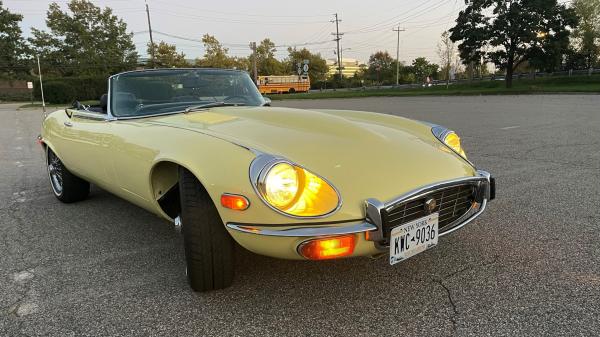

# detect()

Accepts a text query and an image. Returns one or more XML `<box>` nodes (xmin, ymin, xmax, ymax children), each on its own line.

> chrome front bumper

<box><xmin>227</xmin><ymin>170</ymin><xmax>495</xmax><ymax>243</ymax></box>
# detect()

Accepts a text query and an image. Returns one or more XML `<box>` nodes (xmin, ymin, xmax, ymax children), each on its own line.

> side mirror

<box><xmin>262</xmin><ymin>97</ymin><xmax>272</xmax><ymax>106</ymax></box>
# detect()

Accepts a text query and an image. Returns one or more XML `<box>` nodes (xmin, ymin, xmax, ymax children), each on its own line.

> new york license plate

<box><xmin>389</xmin><ymin>213</ymin><xmax>439</xmax><ymax>265</ymax></box>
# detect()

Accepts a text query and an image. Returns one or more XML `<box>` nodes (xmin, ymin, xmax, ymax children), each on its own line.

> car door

<box><xmin>57</xmin><ymin>109</ymin><xmax>116</xmax><ymax>188</ymax></box>
<box><xmin>101</xmin><ymin>119</ymin><xmax>161</xmax><ymax>209</ymax></box>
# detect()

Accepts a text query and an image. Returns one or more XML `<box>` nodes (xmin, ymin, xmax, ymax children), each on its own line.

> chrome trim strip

<box><xmin>71</xmin><ymin>110</ymin><xmax>112</xmax><ymax>121</ymax></box>
<box><xmin>248</xmin><ymin>153</ymin><xmax>343</xmax><ymax>219</ymax></box>
<box><xmin>439</xmin><ymin>199</ymin><xmax>487</xmax><ymax>237</ymax></box>
<box><xmin>384</xmin><ymin>173</ymin><xmax>488</xmax><ymax>211</ymax></box>
<box><xmin>109</xmin><ymin>67</ymin><xmax>245</xmax><ymax>79</ymax></box>
<box><xmin>226</xmin><ymin>222</ymin><xmax>377</xmax><ymax>237</ymax></box>
<box><xmin>106</xmin><ymin>77</ymin><xmax>116</xmax><ymax>121</ymax></box>
<box><xmin>112</xmin><ymin>110</ymin><xmax>191</xmax><ymax>120</ymax></box>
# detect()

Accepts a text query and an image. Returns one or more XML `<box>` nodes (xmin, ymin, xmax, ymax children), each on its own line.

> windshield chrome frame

<box><xmin>105</xmin><ymin>76</ymin><xmax>117</xmax><ymax>121</ymax></box>
<box><xmin>107</xmin><ymin>68</ymin><xmax>261</xmax><ymax>121</ymax></box>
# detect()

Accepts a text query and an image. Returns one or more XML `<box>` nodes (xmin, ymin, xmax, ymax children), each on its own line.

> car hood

<box><xmin>143</xmin><ymin>106</ymin><xmax>477</xmax><ymax>203</ymax></box>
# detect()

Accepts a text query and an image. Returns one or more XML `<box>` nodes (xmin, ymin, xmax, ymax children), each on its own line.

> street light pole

<box><xmin>393</xmin><ymin>26</ymin><xmax>405</xmax><ymax>86</ymax></box>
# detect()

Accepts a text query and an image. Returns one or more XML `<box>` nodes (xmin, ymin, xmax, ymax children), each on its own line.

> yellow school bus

<box><xmin>257</xmin><ymin>75</ymin><xmax>310</xmax><ymax>94</ymax></box>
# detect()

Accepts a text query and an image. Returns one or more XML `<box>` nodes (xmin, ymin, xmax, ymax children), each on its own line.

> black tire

<box><xmin>288</xmin><ymin>88</ymin><xmax>296</xmax><ymax>94</ymax></box>
<box><xmin>47</xmin><ymin>149</ymin><xmax>90</xmax><ymax>203</ymax></box>
<box><xmin>179</xmin><ymin>167</ymin><xmax>234</xmax><ymax>292</ymax></box>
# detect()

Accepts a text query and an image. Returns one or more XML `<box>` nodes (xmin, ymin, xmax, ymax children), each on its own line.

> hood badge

<box><xmin>424</xmin><ymin>198</ymin><xmax>437</xmax><ymax>214</ymax></box>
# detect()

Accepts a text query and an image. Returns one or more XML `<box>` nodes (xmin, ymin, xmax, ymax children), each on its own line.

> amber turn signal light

<box><xmin>298</xmin><ymin>235</ymin><xmax>356</xmax><ymax>260</ymax></box>
<box><xmin>220</xmin><ymin>194</ymin><xmax>250</xmax><ymax>211</ymax></box>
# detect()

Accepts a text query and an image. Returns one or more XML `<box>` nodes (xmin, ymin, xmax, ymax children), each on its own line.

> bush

<box><xmin>43</xmin><ymin>82</ymin><xmax>76</xmax><ymax>104</ymax></box>
<box><xmin>0</xmin><ymin>91</ymin><xmax>31</xmax><ymax>102</ymax></box>
<box><xmin>34</xmin><ymin>76</ymin><xmax>108</xmax><ymax>103</ymax></box>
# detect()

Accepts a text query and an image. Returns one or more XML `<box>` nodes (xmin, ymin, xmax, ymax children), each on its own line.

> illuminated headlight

<box><xmin>254</xmin><ymin>159</ymin><xmax>340</xmax><ymax>217</ymax></box>
<box><xmin>432</xmin><ymin>125</ymin><xmax>467</xmax><ymax>159</ymax></box>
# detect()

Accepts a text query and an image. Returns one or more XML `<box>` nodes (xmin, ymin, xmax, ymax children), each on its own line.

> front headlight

<box><xmin>253</xmin><ymin>157</ymin><xmax>340</xmax><ymax>217</ymax></box>
<box><xmin>432</xmin><ymin>125</ymin><xmax>467</xmax><ymax>159</ymax></box>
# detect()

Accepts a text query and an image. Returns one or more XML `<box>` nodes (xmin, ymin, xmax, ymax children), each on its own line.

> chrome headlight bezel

<box><xmin>249</xmin><ymin>154</ymin><xmax>342</xmax><ymax>219</ymax></box>
<box><xmin>431</xmin><ymin>125</ymin><xmax>471</xmax><ymax>163</ymax></box>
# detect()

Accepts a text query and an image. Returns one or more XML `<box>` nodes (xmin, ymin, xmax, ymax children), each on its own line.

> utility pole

<box><xmin>145</xmin><ymin>1</ymin><xmax>155</xmax><ymax>67</ymax></box>
<box><xmin>331</xmin><ymin>13</ymin><xmax>343</xmax><ymax>81</ymax></box>
<box><xmin>393</xmin><ymin>26</ymin><xmax>405</xmax><ymax>86</ymax></box>
<box><xmin>250</xmin><ymin>42</ymin><xmax>258</xmax><ymax>85</ymax></box>
<box><xmin>445</xmin><ymin>32</ymin><xmax>451</xmax><ymax>89</ymax></box>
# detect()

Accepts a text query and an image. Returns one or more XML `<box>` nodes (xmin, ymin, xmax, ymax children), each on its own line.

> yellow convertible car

<box><xmin>40</xmin><ymin>68</ymin><xmax>495</xmax><ymax>291</ymax></box>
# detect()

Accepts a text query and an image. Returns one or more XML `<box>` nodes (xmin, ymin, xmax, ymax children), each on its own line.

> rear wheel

<box><xmin>179</xmin><ymin>167</ymin><xmax>234</xmax><ymax>292</ymax></box>
<box><xmin>288</xmin><ymin>88</ymin><xmax>296</xmax><ymax>94</ymax></box>
<box><xmin>47</xmin><ymin>149</ymin><xmax>90</xmax><ymax>203</ymax></box>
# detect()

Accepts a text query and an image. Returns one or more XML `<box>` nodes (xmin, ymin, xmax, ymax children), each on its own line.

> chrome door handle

<box><xmin>64</xmin><ymin>121</ymin><xmax>73</xmax><ymax>127</ymax></box>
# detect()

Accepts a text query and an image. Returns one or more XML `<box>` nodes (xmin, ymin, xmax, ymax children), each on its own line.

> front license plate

<box><xmin>389</xmin><ymin>213</ymin><xmax>439</xmax><ymax>265</ymax></box>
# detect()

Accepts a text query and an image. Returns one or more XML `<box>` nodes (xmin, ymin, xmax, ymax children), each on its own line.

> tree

<box><xmin>437</xmin><ymin>31</ymin><xmax>459</xmax><ymax>84</ymax></box>
<box><xmin>366</xmin><ymin>51</ymin><xmax>395</xmax><ymax>84</ymax></box>
<box><xmin>147</xmin><ymin>41</ymin><xmax>190</xmax><ymax>68</ymax></box>
<box><xmin>571</xmin><ymin>0</ymin><xmax>600</xmax><ymax>68</ymax></box>
<box><xmin>252</xmin><ymin>38</ymin><xmax>284</xmax><ymax>75</ymax></box>
<box><xmin>196</xmin><ymin>34</ymin><xmax>231</xmax><ymax>68</ymax></box>
<box><xmin>194</xmin><ymin>34</ymin><xmax>249</xmax><ymax>70</ymax></box>
<box><xmin>28</xmin><ymin>0</ymin><xmax>137</xmax><ymax>77</ymax></box>
<box><xmin>285</xmin><ymin>47</ymin><xmax>328</xmax><ymax>82</ymax></box>
<box><xmin>412</xmin><ymin>57</ymin><xmax>439</xmax><ymax>83</ymax></box>
<box><xmin>450</xmin><ymin>0</ymin><xmax>578</xmax><ymax>88</ymax></box>
<box><xmin>229</xmin><ymin>57</ymin><xmax>250</xmax><ymax>72</ymax></box>
<box><xmin>0</xmin><ymin>1</ymin><xmax>30</xmax><ymax>79</ymax></box>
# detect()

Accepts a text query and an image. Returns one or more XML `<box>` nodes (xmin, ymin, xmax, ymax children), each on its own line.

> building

<box><xmin>327</xmin><ymin>58</ymin><xmax>365</xmax><ymax>78</ymax></box>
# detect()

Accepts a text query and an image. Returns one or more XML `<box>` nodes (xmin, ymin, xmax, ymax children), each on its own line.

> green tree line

<box><xmin>1</xmin><ymin>0</ymin><xmax>599</xmax><ymax>91</ymax></box>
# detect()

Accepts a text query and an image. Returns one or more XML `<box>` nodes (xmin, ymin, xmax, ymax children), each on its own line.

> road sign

<box><xmin>27</xmin><ymin>82</ymin><xmax>33</xmax><ymax>89</ymax></box>
<box><xmin>303</xmin><ymin>59</ymin><xmax>310</xmax><ymax>65</ymax></box>
<box><xmin>297</xmin><ymin>68</ymin><xmax>302</xmax><ymax>75</ymax></box>
<box><xmin>302</xmin><ymin>64</ymin><xmax>309</xmax><ymax>73</ymax></box>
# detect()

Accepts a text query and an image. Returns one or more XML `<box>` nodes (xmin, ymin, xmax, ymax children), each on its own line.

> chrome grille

<box><xmin>381</xmin><ymin>184</ymin><xmax>476</xmax><ymax>239</ymax></box>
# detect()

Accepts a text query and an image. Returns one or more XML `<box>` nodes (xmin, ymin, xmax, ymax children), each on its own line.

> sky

<box><xmin>5</xmin><ymin>0</ymin><xmax>470</xmax><ymax>65</ymax></box>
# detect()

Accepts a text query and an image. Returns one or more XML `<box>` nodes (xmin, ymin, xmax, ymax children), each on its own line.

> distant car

<box><xmin>39</xmin><ymin>68</ymin><xmax>495</xmax><ymax>291</ymax></box>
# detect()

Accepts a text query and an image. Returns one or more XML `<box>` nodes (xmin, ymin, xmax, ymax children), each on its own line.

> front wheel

<box><xmin>179</xmin><ymin>168</ymin><xmax>234</xmax><ymax>292</ymax></box>
<box><xmin>47</xmin><ymin>149</ymin><xmax>90</xmax><ymax>203</ymax></box>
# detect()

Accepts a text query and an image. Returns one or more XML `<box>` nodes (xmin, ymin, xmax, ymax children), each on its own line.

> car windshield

<box><xmin>109</xmin><ymin>69</ymin><xmax>264</xmax><ymax>118</ymax></box>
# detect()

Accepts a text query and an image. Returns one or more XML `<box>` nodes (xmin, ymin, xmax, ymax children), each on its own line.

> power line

<box><xmin>344</xmin><ymin>0</ymin><xmax>437</xmax><ymax>34</ymax></box>
<box><xmin>147</xmin><ymin>8</ymin><xmax>330</xmax><ymax>26</ymax></box>
<box><xmin>150</xmin><ymin>0</ymin><xmax>331</xmax><ymax>18</ymax></box>
<box><xmin>344</xmin><ymin>0</ymin><xmax>452</xmax><ymax>35</ymax></box>
<box><xmin>139</xmin><ymin>30</ymin><xmax>332</xmax><ymax>49</ymax></box>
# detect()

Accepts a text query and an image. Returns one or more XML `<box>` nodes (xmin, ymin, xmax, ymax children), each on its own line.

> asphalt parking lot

<box><xmin>1</xmin><ymin>95</ymin><xmax>599</xmax><ymax>337</ymax></box>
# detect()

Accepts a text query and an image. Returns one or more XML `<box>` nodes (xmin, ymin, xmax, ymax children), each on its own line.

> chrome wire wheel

<box><xmin>48</xmin><ymin>151</ymin><xmax>64</xmax><ymax>196</ymax></box>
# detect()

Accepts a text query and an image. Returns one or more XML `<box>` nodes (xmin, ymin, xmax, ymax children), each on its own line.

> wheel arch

<box><xmin>149</xmin><ymin>159</ymin><xmax>216</xmax><ymax>221</ymax></box>
<box><xmin>41</xmin><ymin>139</ymin><xmax>60</xmax><ymax>164</ymax></box>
